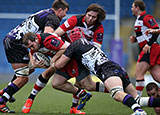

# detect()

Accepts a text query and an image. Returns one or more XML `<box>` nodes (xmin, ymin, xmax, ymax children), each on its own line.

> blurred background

<box><xmin>0</xmin><ymin>0</ymin><xmax>160</xmax><ymax>83</ymax></box>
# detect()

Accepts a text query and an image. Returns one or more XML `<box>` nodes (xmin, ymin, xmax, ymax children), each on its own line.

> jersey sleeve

<box><xmin>64</xmin><ymin>40</ymin><xmax>79</xmax><ymax>58</ymax></box>
<box><xmin>93</xmin><ymin>24</ymin><xmax>104</xmax><ymax>45</ymax></box>
<box><xmin>44</xmin><ymin>36</ymin><xmax>65</xmax><ymax>51</ymax></box>
<box><xmin>45</xmin><ymin>15</ymin><xmax>60</xmax><ymax>30</ymax></box>
<box><xmin>60</xmin><ymin>16</ymin><xmax>78</xmax><ymax>32</ymax></box>
<box><xmin>143</xmin><ymin>15</ymin><xmax>159</xmax><ymax>29</ymax></box>
<box><xmin>143</xmin><ymin>15</ymin><xmax>159</xmax><ymax>46</ymax></box>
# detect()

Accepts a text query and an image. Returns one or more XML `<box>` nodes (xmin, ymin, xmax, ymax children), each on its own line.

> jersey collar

<box><xmin>140</xmin><ymin>11</ymin><xmax>146</xmax><ymax>16</ymax></box>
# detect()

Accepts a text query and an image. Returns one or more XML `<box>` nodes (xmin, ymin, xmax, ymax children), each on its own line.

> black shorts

<box><xmin>3</xmin><ymin>37</ymin><xmax>30</xmax><ymax>64</ymax></box>
<box><xmin>138</xmin><ymin>51</ymin><xmax>150</xmax><ymax>64</ymax></box>
<box><xmin>97</xmin><ymin>61</ymin><xmax>131</xmax><ymax>89</ymax></box>
<box><xmin>55</xmin><ymin>63</ymin><xmax>90</xmax><ymax>82</ymax></box>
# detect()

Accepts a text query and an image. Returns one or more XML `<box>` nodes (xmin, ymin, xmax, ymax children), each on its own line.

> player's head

<box><xmin>52</xmin><ymin>0</ymin><xmax>69</xmax><ymax>20</ymax></box>
<box><xmin>22</xmin><ymin>32</ymin><xmax>40</xmax><ymax>51</ymax></box>
<box><xmin>131</xmin><ymin>0</ymin><xmax>145</xmax><ymax>16</ymax></box>
<box><xmin>85</xmin><ymin>3</ymin><xmax>106</xmax><ymax>26</ymax></box>
<box><xmin>146</xmin><ymin>82</ymin><xmax>159</xmax><ymax>98</ymax></box>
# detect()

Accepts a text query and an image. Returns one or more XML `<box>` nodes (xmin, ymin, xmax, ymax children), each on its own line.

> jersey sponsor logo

<box><xmin>64</xmin><ymin>20</ymin><xmax>70</xmax><ymax>28</ymax></box>
<box><xmin>97</xmin><ymin>33</ymin><xmax>103</xmax><ymax>42</ymax></box>
<box><xmin>51</xmin><ymin>39</ymin><xmax>60</xmax><ymax>47</ymax></box>
<box><xmin>148</xmin><ymin>19</ymin><xmax>156</xmax><ymax>26</ymax></box>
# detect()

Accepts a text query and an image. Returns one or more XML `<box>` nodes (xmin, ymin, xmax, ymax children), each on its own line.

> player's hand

<box><xmin>145</xmin><ymin>29</ymin><xmax>154</xmax><ymax>35</ymax></box>
<box><xmin>142</xmin><ymin>44</ymin><xmax>151</xmax><ymax>54</ymax></box>
<box><xmin>145</xmin><ymin>29</ymin><xmax>159</xmax><ymax>35</ymax></box>
<box><xmin>129</xmin><ymin>35</ymin><xmax>136</xmax><ymax>43</ymax></box>
<box><xmin>33</xmin><ymin>59</ymin><xmax>45</xmax><ymax>68</ymax></box>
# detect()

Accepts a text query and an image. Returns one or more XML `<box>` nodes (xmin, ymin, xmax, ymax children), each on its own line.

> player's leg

<box><xmin>77</xmin><ymin>75</ymin><xmax>108</xmax><ymax>93</ymax></box>
<box><xmin>0</xmin><ymin>74</ymin><xmax>17</xmax><ymax>103</ymax></box>
<box><xmin>75</xmin><ymin>74</ymin><xmax>108</xmax><ymax>110</ymax></box>
<box><xmin>104</xmin><ymin>77</ymin><xmax>146</xmax><ymax>114</ymax></box>
<box><xmin>150</xmin><ymin>64</ymin><xmax>160</xmax><ymax>83</ymax></box>
<box><xmin>135</xmin><ymin>61</ymin><xmax>150</xmax><ymax>97</ymax></box>
<box><xmin>52</xmin><ymin>73</ymin><xmax>87</xmax><ymax>114</ymax></box>
<box><xmin>0</xmin><ymin>38</ymin><xmax>32</xmax><ymax>113</ymax></box>
<box><xmin>22</xmin><ymin>66</ymin><xmax>55</xmax><ymax>113</ymax></box>
<box><xmin>0</xmin><ymin>63</ymin><xmax>30</xmax><ymax>113</ymax></box>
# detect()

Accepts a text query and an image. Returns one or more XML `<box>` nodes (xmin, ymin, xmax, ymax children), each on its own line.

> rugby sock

<box><xmin>96</xmin><ymin>82</ymin><xmax>109</xmax><ymax>93</ymax></box>
<box><xmin>1</xmin><ymin>83</ymin><xmax>19</xmax><ymax>103</ymax></box>
<box><xmin>136</xmin><ymin>80</ymin><xmax>145</xmax><ymax>97</ymax></box>
<box><xmin>123</xmin><ymin>94</ymin><xmax>142</xmax><ymax>112</ymax></box>
<box><xmin>71</xmin><ymin>89</ymin><xmax>87</xmax><ymax>108</ymax></box>
<box><xmin>28</xmin><ymin>74</ymin><xmax>49</xmax><ymax>100</ymax></box>
<box><xmin>71</xmin><ymin>94</ymin><xmax>80</xmax><ymax>107</ymax></box>
<box><xmin>2</xmin><ymin>75</ymin><xmax>17</xmax><ymax>92</ymax></box>
<box><xmin>139</xmin><ymin>97</ymin><xmax>160</xmax><ymax>107</ymax></box>
<box><xmin>75</xmin><ymin>89</ymin><xmax>87</xmax><ymax>98</ymax></box>
<box><xmin>148</xmin><ymin>97</ymin><xmax>160</xmax><ymax>107</ymax></box>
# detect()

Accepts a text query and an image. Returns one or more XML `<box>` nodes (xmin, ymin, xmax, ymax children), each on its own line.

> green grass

<box><xmin>0</xmin><ymin>83</ymin><xmax>156</xmax><ymax>115</ymax></box>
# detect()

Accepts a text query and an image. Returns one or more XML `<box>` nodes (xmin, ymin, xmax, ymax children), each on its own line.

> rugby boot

<box><xmin>70</xmin><ymin>106</ymin><xmax>85</xmax><ymax>114</ymax></box>
<box><xmin>22</xmin><ymin>98</ymin><xmax>33</xmax><ymax>113</ymax></box>
<box><xmin>0</xmin><ymin>103</ymin><xmax>15</xmax><ymax>113</ymax></box>
<box><xmin>0</xmin><ymin>89</ymin><xmax>16</xmax><ymax>103</ymax></box>
<box><xmin>131</xmin><ymin>109</ymin><xmax>147</xmax><ymax>115</ymax></box>
<box><xmin>77</xmin><ymin>92</ymin><xmax>92</xmax><ymax>110</ymax></box>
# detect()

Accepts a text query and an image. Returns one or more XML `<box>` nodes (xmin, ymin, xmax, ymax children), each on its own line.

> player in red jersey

<box><xmin>55</xmin><ymin>3</ymin><xmax>105</xmax><ymax>48</ymax></box>
<box><xmin>22</xmin><ymin>32</ymin><xmax>89</xmax><ymax>114</ymax></box>
<box><xmin>54</xmin><ymin>4</ymin><xmax>107</xmax><ymax>113</ymax></box>
<box><xmin>130</xmin><ymin>0</ymin><xmax>160</xmax><ymax>97</ymax></box>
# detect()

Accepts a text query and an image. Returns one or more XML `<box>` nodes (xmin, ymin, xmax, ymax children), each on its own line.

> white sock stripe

<box><xmin>3</xmin><ymin>92</ymin><xmax>10</xmax><ymax>100</ymax></box>
<box><xmin>131</xmin><ymin>103</ymin><xmax>140</xmax><ymax>110</ymax></box>
<box><xmin>136</xmin><ymin>81</ymin><xmax>145</xmax><ymax>86</ymax></box>
<box><xmin>31</xmin><ymin>89</ymin><xmax>38</xmax><ymax>95</ymax></box>
<box><xmin>77</xmin><ymin>90</ymin><xmax>84</xmax><ymax>97</ymax></box>
<box><xmin>72</xmin><ymin>98</ymin><xmax>79</xmax><ymax>104</ymax></box>
<box><xmin>36</xmin><ymin>79</ymin><xmax>46</xmax><ymax>87</ymax></box>
<box><xmin>139</xmin><ymin>97</ymin><xmax>150</xmax><ymax>107</ymax></box>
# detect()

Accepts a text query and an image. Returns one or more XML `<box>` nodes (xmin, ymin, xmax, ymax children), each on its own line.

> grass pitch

<box><xmin>0</xmin><ymin>80</ymin><xmax>155</xmax><ymax>115</ymax></box>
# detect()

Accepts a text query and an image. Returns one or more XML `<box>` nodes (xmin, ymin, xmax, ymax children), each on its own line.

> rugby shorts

<box><xmin>97</xmin><ymin>61</ymin><xmax>131</xmax><ymax>89</ymax></box>
<box><xmin>55</xmin><ymin>58</ymin><xmax>90</xmax><ymax>82</ymax></box>
<box><xmin>3</xmin><ymin>37</ymin><xmax>29</xmax><ymax>64</ymax></box>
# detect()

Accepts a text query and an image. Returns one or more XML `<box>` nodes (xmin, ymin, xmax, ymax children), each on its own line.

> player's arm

<box><xmin>55</xmin><ymin>54</ymin><xmax>71</xmax><ymax>69</ymax></box>
<box><xmin>54</xmin><ymin>16</ymin><xmax>77</xmax><ymax>36</ymax></box>
<box><xmin>55</xmin><ymin>40</ymin><xmax>77</xmax><ymax>69</ymax></box>
<box><xmin>43</xmin><ymin>15</ymin><xmax>60</xmax><ymax>33</ymax></box>
<box><xmin>145</xmin><ymin>28</ymin><xmax>160</xmax><ymax>35</ymax></box>
<box><xmin>54</xmin><ymin>27</ymin><xmax>65</xmax><ymax>36</ymax></box>
<box><xmin>50</xmin><ymin>43</ymin><xmax>67</xmax><ymax>67</ymax></box>
<box><xmin>143</xmin><ymin>15</ymin><xmax>159</xmax><ymax>53</ymax></box>
<box><xmin>93</xmin><ymin>25</ymin><xmax>104</xmax><ymax>48</ymax></box>
<box><xmin>44</xmin><ymin>26</ymin><xmax>54</xmax><ymax>33</ymax></box>
<box><xmin>143</xmin><ymin>15</ymin><xmax>159</xmax><ymax>46</ymax></box>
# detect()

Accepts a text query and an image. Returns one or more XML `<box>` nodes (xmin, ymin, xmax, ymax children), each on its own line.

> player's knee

<box><xmin>135</xmin><ymin>72</ymin><xmax>144</xmax><ymax>80</ymax></box>
<box><xmin>110</xmin><ymin>86</ymin><xmax>123</xmax><ymax>101</ymax></box>
<box><xmin>79</xmin><ymin>80</ymin><xmax>95</xmax><ymax>91</ymax></box>
<box><xmin>52</xmin><ymin>81</ymin><xmax>63</xmax><ymax>89</ymax></box>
